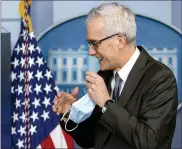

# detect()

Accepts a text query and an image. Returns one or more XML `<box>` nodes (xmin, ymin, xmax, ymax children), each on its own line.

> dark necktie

<box><xmin>112</xmin><ymin>72</ymin><xmax>122</xmax><ymax>101</ymax></box>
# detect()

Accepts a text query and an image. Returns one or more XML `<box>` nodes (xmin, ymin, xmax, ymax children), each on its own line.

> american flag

<box><xmin>11</xmin><ymin>2</ymin><xmax>73</xmax><ymax>148</ymax></box>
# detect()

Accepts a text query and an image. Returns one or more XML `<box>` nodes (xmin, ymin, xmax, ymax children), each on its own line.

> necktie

<box><xmin>112</xmin><ymin>72</ymin><xmax>122</xmax><ymax>101</ymax></box>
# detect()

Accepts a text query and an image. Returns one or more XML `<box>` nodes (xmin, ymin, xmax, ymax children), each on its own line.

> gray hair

<box><xmin>86</xmin><ymin>2</ymin><xmax>136</xmax><ymax>45</ymax></box>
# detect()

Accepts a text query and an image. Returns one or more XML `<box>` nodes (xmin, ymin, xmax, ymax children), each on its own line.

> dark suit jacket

<box><xmin>61</xmin><ymin>46</ymin><xmax>178</xmax><ymax>149</ymax></box>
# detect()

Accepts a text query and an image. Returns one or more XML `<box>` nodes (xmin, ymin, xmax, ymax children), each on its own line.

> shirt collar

<box><xmin>113</xmin><ymin>47</ymin><xmax>140</xmax><ymax>82</ymax></box>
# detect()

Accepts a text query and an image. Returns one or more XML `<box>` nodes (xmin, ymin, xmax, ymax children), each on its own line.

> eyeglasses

<box><xmin>87</xmin><ymin>33</ymin><xmax>123</xmax><ymax>50</ymax></box>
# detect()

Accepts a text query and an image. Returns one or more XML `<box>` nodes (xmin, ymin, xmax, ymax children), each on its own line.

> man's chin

<box><xmin>100</xmin><ymin>65</ymin><xmax>110</xmax><ymax>71</ymax></box>
<box><xmin>100</xmin><ymin>65</ymin><xmax>105</xmax><ymax>71</ymax></box>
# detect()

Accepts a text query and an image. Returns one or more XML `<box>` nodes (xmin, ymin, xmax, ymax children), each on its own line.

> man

<box><xmin>53</xmin><ymin>2</ymin><xmax>178</xmax><ymax>149</ymax></box>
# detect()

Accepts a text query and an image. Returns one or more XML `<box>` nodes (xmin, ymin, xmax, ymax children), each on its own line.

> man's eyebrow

<box><xmin>87</xmin><ymin>39</ymin><xmax>98</xmax><ymax>42</ymax></box>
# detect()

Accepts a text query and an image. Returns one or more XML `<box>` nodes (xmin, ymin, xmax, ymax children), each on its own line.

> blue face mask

<box><xmin>62</xmin><ymin>94</ymin><xmax>96</xmax><ymax>132</ymax></box>
<box><xmin>69</xmin><ymin>93</ymin><xmax>95</xmax><ymax>123</ymax></box>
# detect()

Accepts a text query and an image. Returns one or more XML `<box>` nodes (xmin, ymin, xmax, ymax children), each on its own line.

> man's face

<box><xmin>86</xmin><ymin>17</ymin><xmax>121</xmax><ymax>71</ymax></box>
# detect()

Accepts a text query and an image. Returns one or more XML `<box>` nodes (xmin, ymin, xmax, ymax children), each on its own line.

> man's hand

<box><xmin>85</xmin><ymin>72</ymin><xmax>110</xmax><ymax>108</ymax></box>
<box><xmin>52</xmin><ymin>87</ymin><xmax>79</xmax><ymax>115</ymax></box>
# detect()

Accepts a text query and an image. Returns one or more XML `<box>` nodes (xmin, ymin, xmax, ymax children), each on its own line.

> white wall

<box><xmin>53</xmin><ymin>1</ymin><xmax>172</xmax><ymax>27</ymax></box>
<box><xmin>2</xmin><ymin>1</ymin><xmax>20</xmax><ymax>19</ymax></box>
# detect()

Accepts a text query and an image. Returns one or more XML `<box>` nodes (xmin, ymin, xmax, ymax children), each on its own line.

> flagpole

<box><xmin>19</xmin><ymin>0</ymin><xmax>32</xmax><ymax>148</ymax></box>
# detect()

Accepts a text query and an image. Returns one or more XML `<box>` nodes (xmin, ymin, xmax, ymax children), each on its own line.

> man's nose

<box><xmin>88</xmin><ymin>46</ymin><xmax>96</xmax><ymax>56</ymax></box>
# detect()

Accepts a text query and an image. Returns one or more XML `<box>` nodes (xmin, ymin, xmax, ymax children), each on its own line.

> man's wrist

<box><xmin>100</xmin><ymin>99</ymin><xmax>109</xmax><ymax>108</ymax></box>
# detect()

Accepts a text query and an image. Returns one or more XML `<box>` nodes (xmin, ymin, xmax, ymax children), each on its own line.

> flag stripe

<box><xmin>40</xmin><ymin>134</ymin><xmax>55</xmax><ymax>149</ymax></box>
<box><xmin>50</xmin><ymin>125</ymin><xmax>67</xmax><ymax>148</ymax></box>
<box><xmin>62</xmin><ymin>129</ymin><xmax>74</xmax><ymax>149</ymax></box>
<box><xmin>37</xmin><ymin>144</ymin><xmax>42</xmax><ymax>149</ymax></box>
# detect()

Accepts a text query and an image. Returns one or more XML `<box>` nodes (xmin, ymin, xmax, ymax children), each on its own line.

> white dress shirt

<box><xmin>111</xmin><ymin>47</ymin><xmax>140</xmax><ymax>98</ymax></box>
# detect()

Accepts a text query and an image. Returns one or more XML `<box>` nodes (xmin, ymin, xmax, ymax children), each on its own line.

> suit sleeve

<box><xmin>99</xmin><ymin>70</ymin><xmax>178</xmax><ymax>149</ymax></box>
<box><xmin>60</xmin><ymin>70</ymin><xmax>105</xmax><ymax>148</ymax></box>
<box><xmin>60</xmin><ymin>105</ymin><xmax>102</xmax><ymax>148</ymax></box>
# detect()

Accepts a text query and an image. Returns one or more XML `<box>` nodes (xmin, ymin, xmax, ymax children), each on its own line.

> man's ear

<box><xmin>117</xmin><ymin>34</ymin><xmax>127</xmax><ymax>49</ymax></box>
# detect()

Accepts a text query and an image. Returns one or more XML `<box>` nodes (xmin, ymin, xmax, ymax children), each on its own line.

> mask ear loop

<box><xmin>60</xmin><ymin>108</ymin><xmax>71</xmax><ymax>122</ymax></box>
<box><xmin>60</xmin><ymin>108</ymin><xmax>79</xmax><ymax>132</ymax></box>
<box><xmin>61</xmin><ymin>94</ymin><xmax>91</xmax><ymax>132</ymax></box>
<box><xmin>65</xmin><ymin>119</ymin><xmax>79</xmax><ymax>132</ymax></box>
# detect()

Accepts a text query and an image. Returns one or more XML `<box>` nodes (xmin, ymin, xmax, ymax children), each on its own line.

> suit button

<box><xmin>104</xmin><ymin>125</ymin><xmax>114</xmax><ymax>133</ymax></box>
<box><xmin>107</xmin><ymin>126</ymin><xmax>111</xmax><ymax>131</ymax></box>
<box><xmin>106</xmin><ymin>126</ymin><xmax>110</xmax><ymax>130</ymax></box>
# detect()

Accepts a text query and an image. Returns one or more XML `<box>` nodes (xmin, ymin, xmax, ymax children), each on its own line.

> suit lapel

<box><xmin>118</xmin><ymin>46</ymin><xmax>149</xmax><ymax>107</ymax></box>
<box><xmin>98</xmin><ymin>47</ymin><xmax>150</xmax><ymax>108</ymax></box>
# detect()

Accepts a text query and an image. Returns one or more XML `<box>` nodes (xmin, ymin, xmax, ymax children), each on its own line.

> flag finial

<box><xmin>19</xmin><ymin>0</ymin><xmax>33</xmax><ymax>32</ymax></box>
